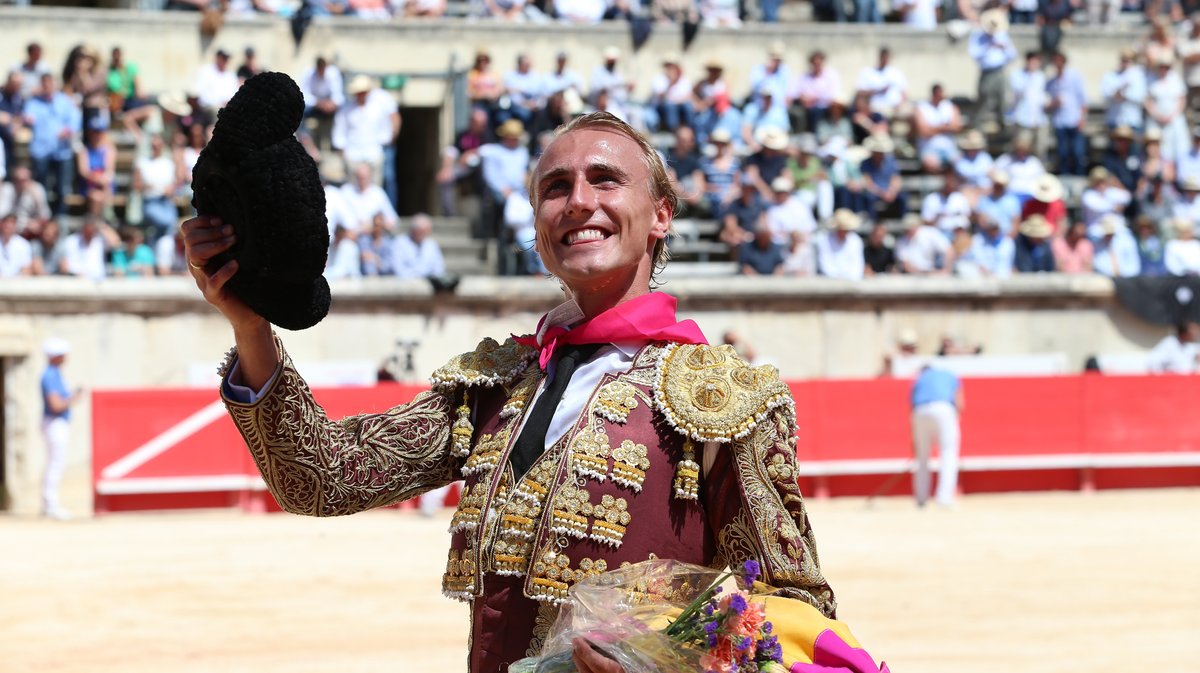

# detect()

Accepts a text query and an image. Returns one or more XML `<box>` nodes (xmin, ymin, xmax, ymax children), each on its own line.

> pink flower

<box><xmin>700</xmin><ymin>652</ymin><xmax>734</xmax><ymax>673</ymax></box>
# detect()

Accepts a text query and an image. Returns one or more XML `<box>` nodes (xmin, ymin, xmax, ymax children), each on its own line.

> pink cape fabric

<box><xmin>789</xmin><ymin>630</ymin><xmax>890</xmax><ymax>673</ymax></box>
<box><xmin>513</xmin><ymin>292</ymin><xmax>708</xmax><ymax>369</ymax></box>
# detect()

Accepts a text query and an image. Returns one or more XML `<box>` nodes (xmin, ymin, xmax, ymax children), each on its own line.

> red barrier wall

<box><xmin>92</xmin><ymin>375</ymin><xmax>1200</xmax><ymax>512</ymax></box>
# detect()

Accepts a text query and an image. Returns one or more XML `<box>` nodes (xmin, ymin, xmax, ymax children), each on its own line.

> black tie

<box><xmin>509</xmin><ymin>343</ymin><xmax>603</xmax><ymax>480</ymax></box>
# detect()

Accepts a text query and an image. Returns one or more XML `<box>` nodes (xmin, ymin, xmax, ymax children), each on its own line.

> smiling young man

<box><xmin>182</xmin><ymin>112</ymin><xmax>839</xmax><ymax>673</ymax></box>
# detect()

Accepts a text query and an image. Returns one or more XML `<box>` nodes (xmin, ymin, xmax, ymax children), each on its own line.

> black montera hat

<box><xmin>191</xmin><ymin>71</ymin><xmax>330</xmax><ymax>331</ymax></box>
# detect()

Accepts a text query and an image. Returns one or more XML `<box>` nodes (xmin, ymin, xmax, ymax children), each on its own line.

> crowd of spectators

<box><xmin>6</xmin><ymin>3</ymin><xmax>1200</xmax><ymax>282</ymax></box>
<box><xmin>0</xmin><ymin>41</ymin><xmax>444</xmax><ymax>281</ymax></box>
<box><xmin>151</xmin><ymin>0</ymin><xmax>1177</xmax><ymax>26</ymax></box>
<box><xmin>433</xmin><ymin>6</ymin><xmax>1200</xmax><ymax>280</ymax></box>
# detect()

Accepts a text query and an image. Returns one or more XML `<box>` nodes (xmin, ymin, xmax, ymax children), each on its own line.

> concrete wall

<box><xmin>1</xmin><ymin>7</ymin><xmax>1140</xmax><ymax>111</ymax></box>
<box><xmin>0</xmin><ymin>274</ymin><xmax>1168</xmax><ymax>516</ymax></box>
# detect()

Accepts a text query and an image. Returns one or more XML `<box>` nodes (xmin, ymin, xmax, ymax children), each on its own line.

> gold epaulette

<box><xmin>430</xmin><ymin>337</ymin><xmax>537</xmax><ymax>392</ymax></box>
<box><xmin>652</xmin><ymin>343</ymin><xmax>793</xmax><ymax>443</ymax></box>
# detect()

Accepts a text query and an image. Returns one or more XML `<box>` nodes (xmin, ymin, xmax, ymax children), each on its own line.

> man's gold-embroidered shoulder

<box><xmin>652</xmin><ymin>343</ymin><xmax>794</xmax><ymax>443</ymax></box>
<box><xmin>430</xmin><ymin>337</ymin><xmax>538</xmax><ymax>392</ymax></box>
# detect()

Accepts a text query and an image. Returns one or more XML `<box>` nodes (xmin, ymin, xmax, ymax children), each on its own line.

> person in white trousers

<box><xmin>41</xmin><ymin>337</ymin><xmax>81</xmax><ymax>519</ymax></box>
<box><xmin>910</xmin><ymin>364</ymin><xmax>964</xmax><ymax>508</ymax></box>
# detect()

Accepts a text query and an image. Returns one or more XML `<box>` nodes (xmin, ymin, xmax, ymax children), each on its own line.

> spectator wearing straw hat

<box><xmin>1100</xmin><ymin>48</ymin><xmax>1146</xmax><ymax>133</ymax></box>
<box><xmin>1014</xmin><ymin>215</ymin><xmax>1056</xmax><ymax>273</ymax></box>
<box><xmin>914</xmin><ymin>83</ymin><xmax>964</xmax><ymax>174</ymax></box>
<box><xmin>1165</xmin><ymin>217</ymin><xmax>1200</xmax><ymax>275</ymax></box>
<box><xmin>1092</xmin><ymin>214</ymin><xmax>1141</xmax><ymax>277</ymax></box>
<box><xmin>1172</xmin><ymin>176</ymin><xmax>1200</xmax><ymax>223</ymax></box>
<box><xmin>896</xmin><ymin>212</ymin><xmax>953</xmax><ymax>274</ymax></box>
<box><xmin>1102</xmin><ymin>126</ymin><xmax>1141</xmax><ymax>193</ymax></box>
<box><xmin>764</xmin><ymin>175</ymin><xmax>817</xmax><ymax>246</ymax></box>
<box><xmin>969</xmin><ymin>9</ymin><xmax>1017</xmax><ymax>132</ymax></box>
<box><xmin>1020</xmin><ymin>174</ymin><xmax>1067</xmax><ymax>234</ymax></box>
<box><xmin>479</xmin><ymin>118</ymin><xmax>531</xmax><ymax>205</ymax></box>
<box><xmin>1146</xmin><ymin>52</ymin><xmax>1189</xmax><ymax>162</ymax></box>
<box><xmin>860</xmin><ymin>134</ymin><xmax>906</xmax><ymax>221</ymax></box>
<box><xmin>954</xmin><ymin>129</ymin><xmax>995</xmax><ymax>203</ymax></box>
<box><xmin>1047</xmin><ymin>51</ymin><xmax>1088</xmax><ymax>176</ymax></box>
<box><xmin>692</xmin><ymin>59</ymin><xmax>732</xmax><ymax>142</ymax></box>
<box><xmin>974</xmin><ymin>169</ymin><xmax>1020</xmax><ymax>236</ymax></box>
<box><xmin>1081</xmin><ymin>166</ymin><xmax>1132</xmax><ymax>235</ymax></box>
<box><xmin>743</xmin><ymin>127</ymin><xmax>791</xmax><ymax>196</ymax></box>
<box><xmin>816</xmin><ymin>208</ymin><xmax>865</xmax><ymax>279</ymax></box>
<box><xmin>332</xmin><ymin>75</ymin><xmax>395</xmax><ymax>188</ymax></box>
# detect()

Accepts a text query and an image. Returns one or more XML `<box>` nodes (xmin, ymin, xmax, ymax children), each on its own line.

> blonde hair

<box><xmin>529</xmin><ymin>111</ymin><xmax>678</xmax><ymax>280</ymax></box>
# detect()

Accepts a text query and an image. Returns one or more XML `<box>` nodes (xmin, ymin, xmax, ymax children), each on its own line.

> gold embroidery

<box><xmin>526</xmin><ymin>602</ymin><xmax>560</xmax><ymax>657</ymax></box>
<box><xmin>430</xmin><ymin>337</ymin><xmax>536</xmax><ymax>392</ymax></box>
<box><xmin>569</xmin><ymin>427</ymin><xmax>610</xmax><ymax>482</ymax></box>
<box><xmin>549</xmin><ymin>484</ymin><xmax>591</xmax><ymax>539</ymax></box>
<box><xmin>529</xmin><ymin>549</ymin><xmax>609</xmax><ymax>604</ymax></box>
<box><xmin>493</xmin><ymin>453</ymin><xmax>558</xmax><ymax>576</ymax></box>
<box><xmin>461</xmin><ymin>430</ymin><xmax>508</xmax><ymax>477</ymax></box>
<box><xmin>593</xmin><ymin>380</ymin><xmax>639</xmax><ymax>424</ymax></box>
<box><xmin>653</xmin><ymin>343</ymin><xmax>792</xmax><ymax>443</ymax></box>
<box><xmin>502</xmin><ymin>370</ymin><xmax>541</xmax><ymax>420</ymax></box>
<box><xmin>223</xmin><ymin>340</ymin><xmax>456</xmax><ymax>518</ymax></box>
<box><xmin>588</xmin><ymin>494</ymin><xmax>631</xmax><ymax>547</ymax></box>
<box><xmin>450</xmin><ymin>392</ymin><xmax>473</xmax><ymax>458</ymax></box>
<box><xmin>611</xmin><ymin>439</ymin><xmax>650</xmax><ymax>491</ymax></box>
<box><xmin>449</xmin><ymin>483</ymin><xmax>487</xmax><ymax>533</ymax></box>
<box><xmin>442</xmin><ymin>548</ymin><xmax>477</xmax><ymax>598</ymax></box>
<box><xmin>673</xmin><ymin>440</ymin><xmax>700</xmax><ymax>500</ymax></box>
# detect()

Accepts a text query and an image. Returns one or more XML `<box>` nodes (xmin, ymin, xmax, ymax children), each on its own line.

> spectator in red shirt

<box><xmin>1020</xmin><ymin>174</ymin><xmax>1067</xmax><ymax>234</ymax></box>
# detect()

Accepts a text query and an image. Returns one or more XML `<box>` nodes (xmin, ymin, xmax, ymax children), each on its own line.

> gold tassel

<box><xmin>673</xmin><ymin>440</ymin><xmax>700</xmax><ymax>501</ymax></box>
<box><xmin>451</xmin><ymin>391</ymin><xmax>473</xmax><ymax>458</ymax></box>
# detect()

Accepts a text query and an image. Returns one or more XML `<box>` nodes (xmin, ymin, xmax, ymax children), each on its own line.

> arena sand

<box><xmin>2</xmin><ymin>489</ymin><xmax>1196</xmax><ymax>673</ymax></box>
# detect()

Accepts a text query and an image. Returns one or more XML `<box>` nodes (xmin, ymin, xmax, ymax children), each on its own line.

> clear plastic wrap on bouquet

<box><xmin>509</xmin><ymin>559</ymin><xmax>728</xmax><ymax>673</ymax></box>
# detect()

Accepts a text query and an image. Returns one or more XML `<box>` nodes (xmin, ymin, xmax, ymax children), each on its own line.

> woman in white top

<box><xmin>1146</xmin><ymin>56</ymin><xmax>1189</xmax><ymax>162</ymax></box>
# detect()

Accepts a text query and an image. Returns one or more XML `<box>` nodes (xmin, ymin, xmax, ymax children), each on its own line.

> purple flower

<box><xmin>704</xmin><ymin>621</ymin><xmax>719</xmax><ymax>635</ymax></box>
<box><xmin>706</xmin><ymin>633</ymin><xmax>718</xmax><ymax>648</ymax></box>
<box><xmin>728</xmin><ymin>593</ymin><xmax>747</xmax><ymax>615</ymax></box>
<box><xmin>742</xmin><ymin>559</ymin><xmax>760</xmax><ymax>586</ymax></box>
<box><xmin>762</xmin><ymin>621</ymin><xmax>773</xmax><ymax>634</ymax></box>
<box><xmin>703</xmin><ymin>603</ymin><xmax>715</xmax><ymax>617</ymax></box>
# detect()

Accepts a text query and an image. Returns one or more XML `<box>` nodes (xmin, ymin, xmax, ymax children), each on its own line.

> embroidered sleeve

<box><xmin>703</xmin><ymin>404</ymin><xmax>837</xmax><ymax>618</ymax></box>
<box><xmin>221</xmin><ymin>340</ymin><xmax>459</xmax><ymax>517</ymax></box>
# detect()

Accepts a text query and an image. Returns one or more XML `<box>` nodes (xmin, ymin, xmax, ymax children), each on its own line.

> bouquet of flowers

<box><xmin>509</xmin><ymin>559</ymin><xmax>782</xmax><ymax>673</ymax></box>
<box><xmin>510</xmin><ymin>558</ymin><xmax>889</xmax><ymax>673</ymax></box>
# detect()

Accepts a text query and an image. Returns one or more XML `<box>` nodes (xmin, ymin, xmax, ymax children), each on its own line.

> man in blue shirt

<box><xmin>22</xmin><ymin>73</ymin><xmax>80</xmax><ymax>216</ymax></box>
<box><xmin>911</xmin><ymin>364</ymin><xmax>964</xmax><ymax>508</ymax></box>
<box><xmin>41</xmin><ymin>337</ymin><xmax>81</xmax><ymax>519</ymax></box>
<box><xmin>1046</xmin><ymin>51</ymin><xmax>1089</xmax><ymax>176</ymax></box>
<box><xmin>968</xmin><ymin>10</ymin><xmax>1018</xmax><ymax>131</ymax></box>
